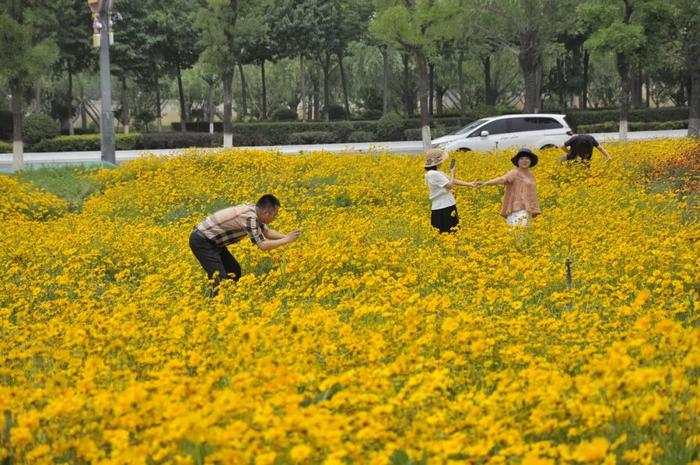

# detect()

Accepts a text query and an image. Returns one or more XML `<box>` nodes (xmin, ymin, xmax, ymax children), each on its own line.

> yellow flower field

<box><xmin>1</xmin><ymin>140</ymin><xmax>698</xmax><ymax>465</ymax></box>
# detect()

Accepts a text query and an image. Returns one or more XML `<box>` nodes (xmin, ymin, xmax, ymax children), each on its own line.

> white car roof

<box><xmin>486</xmin><ymin>113</ymin><xmax>566</xmax><ymax>119</ymax></box>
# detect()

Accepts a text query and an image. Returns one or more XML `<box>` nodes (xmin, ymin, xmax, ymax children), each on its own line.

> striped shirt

<box><xmin>196</xmin><ymin>203</ymin><xmax>268</xmax><ymax>247</ymax></box>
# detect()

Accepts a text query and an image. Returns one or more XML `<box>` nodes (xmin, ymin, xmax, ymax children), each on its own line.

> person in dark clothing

<box><xmin>560</xmin><ymin>133</ymin><xmax>612</xmax><ymax>163</ymax></box>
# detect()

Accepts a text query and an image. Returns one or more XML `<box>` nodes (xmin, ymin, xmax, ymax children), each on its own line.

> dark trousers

<box><xmin>431</xmin><ymin>204</ymin><xmax>459</xmax><ymax>233</ymax></box>
<box><xmin>189</xmin><ymin>229</ymin><xmax>241</xmax><ymax>295</ymax></box>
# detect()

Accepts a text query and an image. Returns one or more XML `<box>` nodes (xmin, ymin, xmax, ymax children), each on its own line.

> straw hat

<box><xmin>424</xmin><ymin>148</ymin><xmax>448</xmax><ymax>168</ymax></box>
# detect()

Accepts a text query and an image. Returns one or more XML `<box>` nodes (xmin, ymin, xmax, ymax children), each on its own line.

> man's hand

<box><xmin>285</xmin><ymin>229</ymin><xmax>301</xmax><ymax>244</ymax></box>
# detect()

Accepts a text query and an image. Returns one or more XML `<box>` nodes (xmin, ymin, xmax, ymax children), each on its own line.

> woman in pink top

<box><xmin>475</xmin><ymin>148</ymin><xmax>541</xmax><ymax>226</ymax></box>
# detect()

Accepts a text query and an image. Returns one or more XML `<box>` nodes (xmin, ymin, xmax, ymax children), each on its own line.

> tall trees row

<box><xmin>1</xmin><ymin>0</ymin><xmax>699</xmax><ymax>162</ymax></box>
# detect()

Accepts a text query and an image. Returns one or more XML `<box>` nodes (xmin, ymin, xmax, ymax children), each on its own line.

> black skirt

<box><xmin>431</xmin><ymin>204</ymin><xmax>459</xmax><ymax>233</ymax></box>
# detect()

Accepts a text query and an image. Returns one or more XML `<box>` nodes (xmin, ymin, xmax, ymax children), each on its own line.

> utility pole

<box><xmin>89</xmin><ymin>0</ymin><xmax>116</xmax><ymax>164</ymax></box>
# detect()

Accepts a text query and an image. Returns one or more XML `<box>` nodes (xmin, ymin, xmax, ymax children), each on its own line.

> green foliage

<box><xmin>270</xmin><ymin>108</ymin><xmax>298</xmax><ymax>121</ymax></box>
<box><xmin>347</xmin><ymin>130</ymin><xmax>376</xmax><ymax>143</ymax></box>
<box><xmin>0</xmin><ymin>110</ymin><xmax>12</xmax><ymax>141</ymax></box>
<box><xmin>23</xmin><ymin>113</ymin><xmax>60</xmax><ymax>145</ymax></box>
<box><xmin>31</xmin><ymin>134</ymin><xmax>143</xmax><ymax>152</ymax></box>
<box><xmin>0</xmin><ymin>141</ymin><xmax>11</xmax><ymax>153</ymax></box>
<box><xmin>287</xmin><ymin>131</ymin><xmax>337</xmax><ymax>144</ymax></box>
<box><xmin>324</xmin><ymin>104</ymin><xmax>347</xmax><ymax>121</ymax></box>
<box><xmin>376</xmin><ymin>112</ymin><xmax>405</xmax><ymax>140</ymax></box>
<box><xmin>578</xmin><ymin>120</ymin><xmax>688</xmax><ymax>133</ymax></box>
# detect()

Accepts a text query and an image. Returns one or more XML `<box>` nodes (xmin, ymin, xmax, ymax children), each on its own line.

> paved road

<box><xmin>0</xmin><ymin>129</ymin><xmax>689</xmax><ymax>172</ymax></box>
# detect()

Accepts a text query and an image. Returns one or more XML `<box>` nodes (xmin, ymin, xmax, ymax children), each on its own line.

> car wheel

<box><xmin>540</xmin><ymin>144</ymin><xmax>556</xmax><ymax>150</ymax></box>
<box><xmin>456</xmin><ymin>148</ymin><xmax>471</xmax><ymax>152</ymax></box>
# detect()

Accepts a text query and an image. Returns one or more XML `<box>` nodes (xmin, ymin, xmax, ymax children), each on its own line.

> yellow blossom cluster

<box><xmin>0</xmin><ymin>139</ymin><xmax>698</xmax><ymax>465</ymax></box>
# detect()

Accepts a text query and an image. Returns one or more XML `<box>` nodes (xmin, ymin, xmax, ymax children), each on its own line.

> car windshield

<box><xmin>453</xmin><ymin>119</ymin><xmax>489</xmax><ymax>135</ymax></box>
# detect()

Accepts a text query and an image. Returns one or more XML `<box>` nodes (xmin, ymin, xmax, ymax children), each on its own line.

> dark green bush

<box><xmin>31</xmin><ymin>133</ymin><xmax>142</xmax><ymax>152</ymax></box>
<box><xmin>566</xmin><ymin>107</ymin><xmax>689</xmax><ymax>129</ymax></box>
<box><xmin>270</xmin><ymin>108</ymin><xmax>298</xmax><ymax>121</ymax></box>
<box><xmin>376</xmin><ymin>113</ymin><xmax>405</xmax><ymax>141</ymax></box>
<box><xmin>359</xmin><ymin>109</ymin><xmax>383</xmax><ymax>120</ymax></box>
<box><xmin>287</xmin><ymin>131</ymin><xmax>337</xmax><ymax>144</ymax></box>
<box><xmin>324</xmin><ymin>104</ymin><xmax>347</xmax><ymax>121</ymax></box>
<box><xmin>347</xmin><ymin>131</ymin><xmax>375</xmax><ymax>143</ymax></box>
<box><xmin>577</xmin><ymin>120</ymin><xmax>688</xmax><ymax>133</ymax></box>
<box><xmin>140</xmin><ymin>132</ymin><xmax>222</xmax><ymax>149</ymax></box>
<box><xmin>0</xmin><ymin>140</ymin><xmax>12</xmax><ymax>153</ymax></box>
<box><xmin>23</xmin><ymin>113</ymin><xmax>60</xmax><ymax>145</ymax></box>
<box><xmin>403</xmin><ymin>128</ymin><xmax>422</xmax><ymax>140</ymax></box>
<box><xmin>331</xmin><ymin>121</ymin><xmax>354</xmax><ymax>140</ymax></box>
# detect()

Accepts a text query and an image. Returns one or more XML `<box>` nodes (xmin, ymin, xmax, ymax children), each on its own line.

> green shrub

<box><xmin>359</xmin><ymin>109</ymin><xmax>383</xmax><ymax>120</ymax></box>
<box><xmin>270</xmin><ymin>108</ymin><xmax>298</xmax><ymax>121</ymax></box>
<box><xmin>331</xmin><ymin>121</ymin><xmax>354</xmax><ymax>140</ymax></box>
<box><xmin>31</xmin><ymin>133</ymin><xmax>142</xmax><ymax>152</ymax></box>
<box><xmin>403</xmin><ymin>128</ymin><xmax>422</xmax><ymax>140</ymax></box>
<box><xmin>23</xmin><ymin>113</ymin><xmax>60</xmax><ymax>145</ymax></box>
<box><xmin>140</xmin><ymin>132</ymin><xmax>222</xmax><ymax>149</ymax></box>
<box><xmin>0</xmin><ymin>140</ymin><xmax>12</xmax><ymax>153</ymax></box>
<box><xmin>347</xmin><ymin>131</ymin><xmax>375</xmax><ymax>143</ymax></box>
<box><xmin>577</xmin><ymin>120</ymin><xmax>688</xmax><ymax>133</ymax></box>
<box><xmin>376</xmin><ymin>113</ymin><xmax>405</xmax><ymax>141</ymax></box>
<box><xmin>324</xmin><ymin>104</ymin><xmax>347</xmax><ymax>121</ymax></box>
<box><xmin>287</xmin><ymin>131</ymin><xmax>337</xmax><ymax>144</ymax></box>
<box><xmin>566</xmin><ymin>107</ymin><xmax>689</xmax><ymax>130</ymax></box>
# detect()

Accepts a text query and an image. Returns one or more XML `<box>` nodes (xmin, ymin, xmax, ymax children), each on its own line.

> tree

<box><xmin>668</xmin><ymin>0</ymin><xmax>700</xmax><ymax>136</ymax></box>
<box><xmin>151</xmin><ymin>0</ymin><xmax>202</xmax><ymax>132</ymax></box>
<box><xmin>50</xmin><ymin>0</ymin><xmax>93</xmax><ymax>136</ymax></box>
<box><xmin>0</xmin><ymin>0</ymin><xmax>59</xmax><ymax>170</ymax></box>
<box><xmin>371</xmin><ymin>0</ymin><xmax>455</xmax><ymax>150</ymax></box>
<box><xmin>580</xmin><ymin>0</ymin><xmax>673</xmax><ymax>139</ymax></box>
<box><xmin>196</xmin><ymin>0</ymin><xmax>258</xmax><ymax>147</ymax></box>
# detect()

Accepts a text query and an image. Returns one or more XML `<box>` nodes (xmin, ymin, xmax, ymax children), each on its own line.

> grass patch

<box><xmin>13</xmin><ymin>166</ymin><xmax>105</xmax><ymax>212</ymax></box>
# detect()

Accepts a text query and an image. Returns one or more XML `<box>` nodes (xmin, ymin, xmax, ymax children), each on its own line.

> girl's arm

<box><xmin>446</xmin><ymin>178</ymin><xmax>478</xmax><ymax>187</ymax></box>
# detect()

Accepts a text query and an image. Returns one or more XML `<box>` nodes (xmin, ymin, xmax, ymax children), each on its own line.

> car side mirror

<box><xmin>480</xmin><ymin>130</ymin><xmax>490</xmax><ymax>137</ymax></box>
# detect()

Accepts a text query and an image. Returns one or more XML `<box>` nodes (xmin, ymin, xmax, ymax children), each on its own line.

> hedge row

<box><xmin>0</xmin><ymin>140</ymin><xmax>12</xmax><ymax>153</ymax></box>
<box><xmin>566</xmin><ymin>107</ymin><xmax>689</xmax><ymax>128</ymax></box>
<box><xmin>577</xmin><ymin>120</ymin><xmax>688</xmax><ymax>133</ymax></box>
<box><xmin>29</xmin><ymin>133</ymin><xmax>222</xmax><ymax>152</ymax></box>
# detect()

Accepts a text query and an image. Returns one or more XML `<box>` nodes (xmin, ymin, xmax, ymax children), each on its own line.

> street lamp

<box><xmin>88</xmin><ymin>0</ymin><xmax>116</xmax><ymax>165</ymax></box>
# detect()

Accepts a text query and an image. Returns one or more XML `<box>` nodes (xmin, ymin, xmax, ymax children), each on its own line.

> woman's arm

<box><xmin>446</xmin><ymin>178</ymin><xmax>477</xmax><ymax>187</ymax></box>
<box><xmin>476</xmin><ymin>174</ymin><xmax>509</xmax><ymax>187</ymax></box>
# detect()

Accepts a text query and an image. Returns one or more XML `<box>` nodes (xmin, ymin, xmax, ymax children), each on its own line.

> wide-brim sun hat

<box><xmin>424</xmin><ymin>148</ymin><xmax>449</xmax><ymax>168</ymax></box>
<box><xmin>511</xmin><ymin>148</ymin><xmax>538</xmax><ymax>167</ymax></box>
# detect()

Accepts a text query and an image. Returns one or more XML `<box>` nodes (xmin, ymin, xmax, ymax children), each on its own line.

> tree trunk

<box><xmin>121</xmin><ymin>77</ymin><xmax>129</xmax><ymax>134</ymax></box>
<box><xmin>402</xmin><ymin>53</ymin><xmax>411</xmax><ymax>118</ymax></box>
<box><xmin>688</xmin><ymin>49</ymin><xmax>700</xmax><ymax>137</ymax></box>
<box><xmin>11</xmin><ymin>79</ymin><xmax>24</xmax><ymax>171</ymax></box>
<box><xmin>322</xmin><ymin>51</ymin><xmax>331</xmax><ymax>122</ymax></box>
<box><xmin>300</xmin><ymin>55</ymin><xmax>307</xmax><ymax>122</ymax></box>
<box><xmin>223</xmin><ymin>70</ymin><xmax>234</xmax><ymax>147</ymax></box>
<box><xmin>381</xmin><ymin>46</ymin><xmax>390</xmax><ymax>114</ymax></box>
<box><xmin>67</xmin><ymin>67</ymin><xmax>74</xmax><ymax>136</ymax></box>
<box><xmin>338</xmin><ymin>52</ymin><xmax>350</xmax><ymax>119</ymax></box>
<box><xmin>80</xmin><ymin>84</ymin><xmax>87</xmax><ymax>130</ymax></box>
<box><xmin>208</xmin><ymin>84</ymin><xmax>214</xmax><ymax>134</ymax></box>
<box><xmin>582</xmin><ymin>49</ymin><xmax>589</xmax><ymax>109</ymax></box>
<box><xmin>313</xmin><ymin>76</ymin><xmax>320</xmax><ymax>120</ymax></box>
<box><xmin>436</xmin><ymin>85</ymin><xmax>446</xmax><ymax>116</ymax></box>
<box><xmin>261</xmin><ymin>60</ymin><xmax>268</xmax><ymax>120</ymax></box>
<box><xmin>518</xmin><ymin>29</ymin><xmax>543</xmax><ymax>113</ymax></box>
<box><xmin>458</xmin><ymin>51</ymin><xmax>465</xmax><ymax>116</ymax></box>
<box><xmin>177</xmin><ymin>63</ymin><xmax>187</xmax><ymax>132</ymax></box>
<box><xmin>631</xmin><ymin>63</ymin><xmax>643</xmax><ymax>108</ymax></box>
<box><xmin>238</xmin><ymin>61</ymin><xmax>248</xmax><ymax>121</ymax></box>
<box><xmin>428</xmin><ymin>62</ymin><xmax>434</xmax><ymax>116</ymax></box>
<box><xmin>482</xmin><ymin>54</ymin><xmax>497</xmax><ymax>106</ymax></box>
<box><xmin>155</xmin><ymin>74</ymin><xmax>163</xmax><ymax>132</ymax></box>
<box><xmin>416</xmin><ymin>52</ymin><xmax>431</xmax><ymax>151</ymax></box>
<box><xmin>617</xmin><ymin>53</ymin><xmax>631</xmax><ymax>140</ymax></box>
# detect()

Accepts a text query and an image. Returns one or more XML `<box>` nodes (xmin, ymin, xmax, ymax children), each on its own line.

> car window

<box><xmin>511</xmin><ymin>117</ymin><xmax>564</xmax><ymax>132</ymax></box>
<box><xmin>469</xmin><ymin>119</ymin><xmax>509</xmax><ymax>136</ymax></box>
<box><xmin>454</xmin><ymin>118</ymin><xmax>489</xmax><ymax>135</ymax></box>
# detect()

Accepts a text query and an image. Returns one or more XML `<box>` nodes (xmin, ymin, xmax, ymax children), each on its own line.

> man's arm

<box><xmin>263</xmin><ymin>228</ymin><xmax>286</xmax><ymax>240</ymax></box>
<box><xmin>596</xmin><ymin>145</ymin><xmax>612</xmax><ymax>161</ymax></box>
<box><xmin>257</xmin><ymin>230</ymin><xmax>301</xmax><ymax>251</ymax></box>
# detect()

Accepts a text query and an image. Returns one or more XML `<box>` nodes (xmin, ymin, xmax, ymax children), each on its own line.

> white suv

<box><xmin>431</xmin><ymin>114</ymin><xmax>572</xmax><ymax>152</ymax></box>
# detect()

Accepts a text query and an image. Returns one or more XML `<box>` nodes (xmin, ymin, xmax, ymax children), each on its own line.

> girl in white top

<box><xmin>424</xmin><ymin>149</ymin><xmax>477</xmax><ymax>233</ymax></box>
